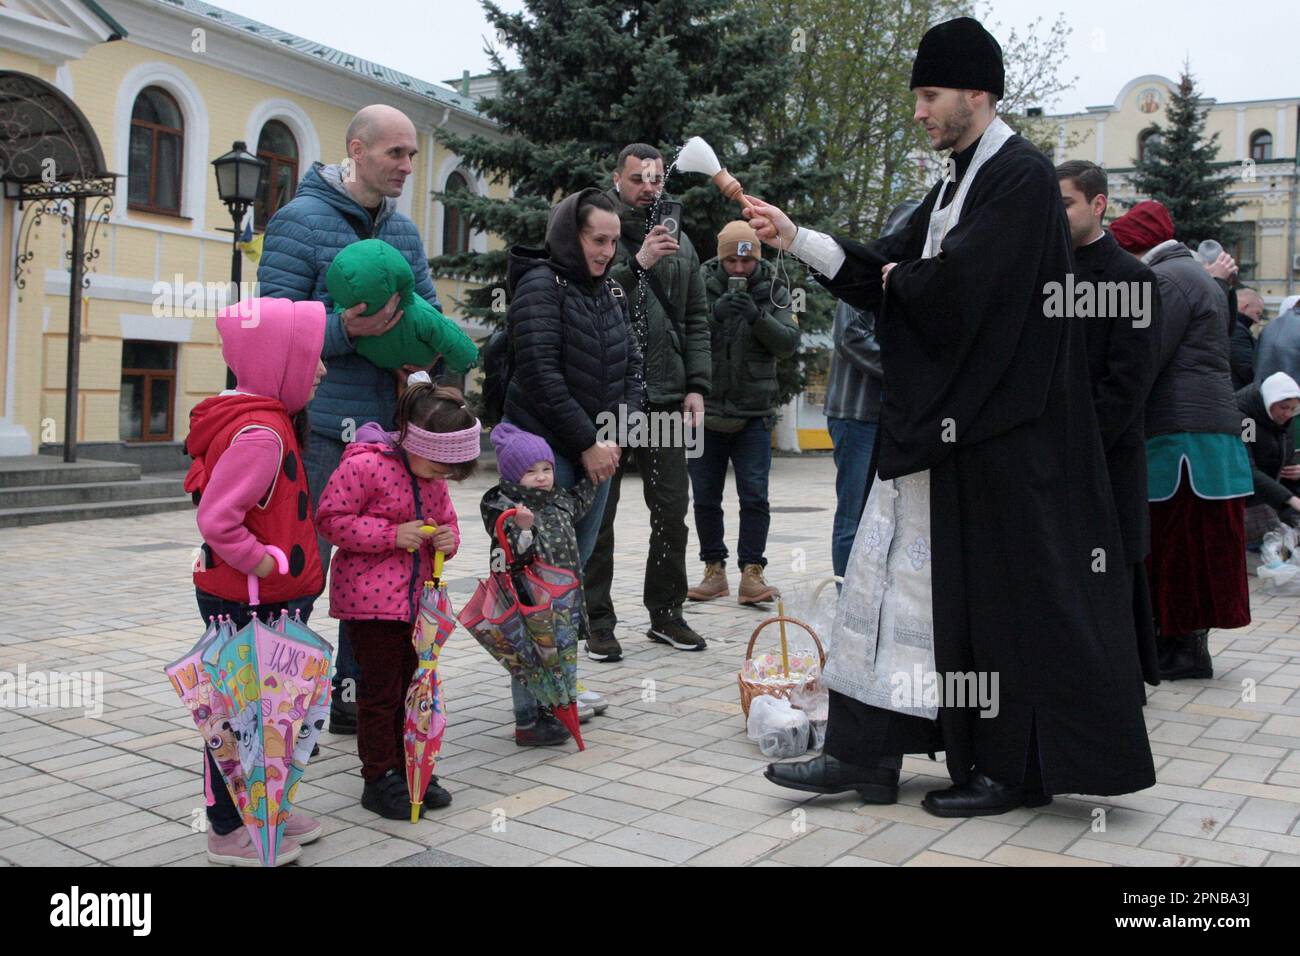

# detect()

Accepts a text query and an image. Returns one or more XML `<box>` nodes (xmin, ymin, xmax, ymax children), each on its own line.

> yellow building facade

<box><xmin>0</xmin><ymin>0</ymin><xmax>506</xmax><ymax>461</ymax></box>
<box><xmin>1052</xmin><ymin>75</ymin><xmax>1299</xmax><ymax>308</ymax></box>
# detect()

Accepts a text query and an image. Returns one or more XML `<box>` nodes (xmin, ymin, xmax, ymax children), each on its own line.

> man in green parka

<box><xmin>687</xmin><ymin>221</ymin><xmax>800</xmax><ymax>605</ymax></box>
<box><xmin>583</xmin><ymin>143</ymin><xmax>712</xmax><ymax>660</ymax></box>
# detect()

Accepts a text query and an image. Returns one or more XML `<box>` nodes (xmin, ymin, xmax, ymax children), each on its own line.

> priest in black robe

<box><xmin>753</xmin><ymin>17</ymin><xmax>1155</xmax><ymax>816</ymax></box>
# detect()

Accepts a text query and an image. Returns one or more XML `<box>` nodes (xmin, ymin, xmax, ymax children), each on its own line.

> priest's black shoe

<box><xmin>764</xmin><ymin>754</ymin><xmax>899</xmax><ymax>804</ymax></box>
<box><xmin>922</xmin><ymin>773</ymin><xmax>1052</xmax><ymax>817</ymax></box>
<box><xmin>1157</xmin><ymin>630</ymin><xmax>1212</xmax><ymax>681</ymax></box>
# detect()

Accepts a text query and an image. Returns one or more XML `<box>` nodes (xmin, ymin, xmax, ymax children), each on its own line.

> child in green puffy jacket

<box><xmin>326</xmin><ymin>238</ymin><xmax>479</xmax><ymax>373</ymax></box>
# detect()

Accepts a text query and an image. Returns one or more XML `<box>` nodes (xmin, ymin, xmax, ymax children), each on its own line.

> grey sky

<box><xmin>208</xmin><ymin>0</ymin><xmax>1294</xmax><ymax>113</ymax></box>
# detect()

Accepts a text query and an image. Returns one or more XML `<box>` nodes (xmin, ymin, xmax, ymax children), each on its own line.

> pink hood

<box><xmin>216</xmin><ymin>298</ymin><xmax>326</xmax><ymax>414</ymax></box>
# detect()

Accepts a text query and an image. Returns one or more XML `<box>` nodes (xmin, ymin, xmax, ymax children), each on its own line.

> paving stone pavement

<box><xmin>1</xmin><ymin>455</ymin><xmax>1299</xmax><ymax>867</ymax></box>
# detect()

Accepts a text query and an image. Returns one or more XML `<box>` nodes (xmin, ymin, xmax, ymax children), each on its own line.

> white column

<box><xmin>0</xmin><ymin>203</ymin><xmax>34</xmax><ymax>456</ymax></box>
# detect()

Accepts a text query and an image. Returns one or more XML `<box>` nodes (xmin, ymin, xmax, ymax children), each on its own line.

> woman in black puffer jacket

<box><xmin>501</xmin><ymin>188</ymin><xmax>645</xmax><ymax>567</ymax></box>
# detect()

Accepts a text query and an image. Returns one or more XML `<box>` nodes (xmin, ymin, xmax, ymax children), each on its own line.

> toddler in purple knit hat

<box><xmin>481</xmin><ymin>422</ymin><xmax>607</xmax><ymax>743</ymax></box>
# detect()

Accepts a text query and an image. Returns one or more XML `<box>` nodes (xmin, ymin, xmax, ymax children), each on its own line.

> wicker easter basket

<box><xmin>738</xmin><ymin>613</ymin><xmax>826</xmax><ymax>719</ymax></box>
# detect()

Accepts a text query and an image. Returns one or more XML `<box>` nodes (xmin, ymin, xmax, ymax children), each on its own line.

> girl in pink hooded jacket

<box><xmin>316</xmin><ymin>382</ymin><xmax>480</xmax><ymax>820</ymax></box>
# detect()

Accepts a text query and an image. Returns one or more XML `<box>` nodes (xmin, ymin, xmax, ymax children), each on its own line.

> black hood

<box><xmin>506</xmin><ymin>243</ymin><xmax>550</xmax><ymax>299</ymax></box>
<box><xmin>545</xmin><ymin>187</ymin><xmax>611</xmax><ymax>293</ymax></box>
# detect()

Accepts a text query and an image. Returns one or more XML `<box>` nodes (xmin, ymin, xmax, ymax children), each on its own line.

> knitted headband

<box><xmin>401</xmin><ymin>420</ymin><xmax>481</xmax><ymax>463</ymax></box>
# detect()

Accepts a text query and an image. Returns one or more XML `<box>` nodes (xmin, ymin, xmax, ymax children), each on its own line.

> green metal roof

<box><xmin>153</xmin><ymin>0</ymin><xmax>482</xmax><ymax>116</ymax></box>
<box><xmin>83</xmin><ymin>0</ymin><xmax>129</xmax><ymax>40</ymax></box>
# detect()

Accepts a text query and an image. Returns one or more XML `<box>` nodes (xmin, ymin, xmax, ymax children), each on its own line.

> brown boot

<box><xmin>687</xmin><ymin>561</ymin><xmax>729</xmax><ymax>601</ymax></box>
<box><xmin>738</xmin><ymin>564</ymin><xmax>778</xmax><ymax>605</ymax></box>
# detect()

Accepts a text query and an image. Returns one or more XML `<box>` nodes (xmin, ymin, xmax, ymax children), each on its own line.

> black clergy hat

<box><xmin>909</xmin><ymin>17</ymin><xmax>1005</xmax><ymax>98</ymax></box>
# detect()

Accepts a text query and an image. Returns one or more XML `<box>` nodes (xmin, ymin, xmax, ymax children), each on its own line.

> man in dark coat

<box><xmin>581</xmin><ymin>144</ymin><xmax>713</xmax><ymax>661</ymax></box>
<box><xmin>1254</xmin><ymin>299</ymin><xmax>1300</xmax><ymax>386</ymax></box>
<box><xmin>1230</xmin><ymin>289</ymin><xmax>1264</xmax><ymax>390</ymax></box>
<box><xmin>1056</xmin><ymin>160</ymin><xmax>1162</xmax><ymax>687</ymax></box>
<box><xmin>749</xmin><ymin>17</ymin><xmax>1155</xmax><ymax>816</ymax></box>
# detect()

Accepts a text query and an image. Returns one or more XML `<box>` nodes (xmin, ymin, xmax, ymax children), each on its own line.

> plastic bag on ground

<box><xmin>746</xmin><ymin>694</ymin><xmax>810</xmax><ymax>759</ymax></box>
<box><xmin>788</xmin><ymin>677</ymin><xmax>829</xmax><ymax>751</ymax></box>
<box><xmin>1258</xmin><ymin>525</ymin><xmax>1300</xmax><ymax>593</ymax></box>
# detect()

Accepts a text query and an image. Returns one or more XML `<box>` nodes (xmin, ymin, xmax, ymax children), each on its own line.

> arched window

<box><xmin>1250</xmin><ymin>130</ymin><xmax>1274</xmax><ymax>162</ymax></box>
<box><xmin>442</xmin><ymin>171</ymin><xmax>472</xmax><ymax>255</ymax></box>
<box><xmin>1137</xmin><ymin>128</ymin><xmax>1162</xmax><ymax>163</ymax></box>
<box><xmin>128</xmin><ymin>87</ymin><xmax>184</xmax><ymax>215</ymax></box>
<box><xmin>255</xmin><ymin>120</ymin><xmax>299</xmax><ymax>231</ymax></box>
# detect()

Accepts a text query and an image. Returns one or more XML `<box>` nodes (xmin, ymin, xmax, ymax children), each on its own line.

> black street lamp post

<box><xmin>211</xmin><ymin>140</ymin><xmax>267</xmax><ymax>296</ymax></box>
<box><xmin>211</xmin><ymin>141</ymin><xmax>267</xmax><ymax>388</ymax></box>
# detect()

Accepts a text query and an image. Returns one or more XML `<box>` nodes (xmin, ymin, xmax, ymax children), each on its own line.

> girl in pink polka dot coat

<box><xmin>315</xmin><ymin>382</ymin><xmax>480</xmax><ymax>819</ymax></box>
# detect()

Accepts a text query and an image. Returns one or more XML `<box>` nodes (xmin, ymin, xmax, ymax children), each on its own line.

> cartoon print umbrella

<box><xmin>196</xmin><ymin>548</ymin><xmax>332</xmax><ymax>866</ymax></box>
<box><xmin>516</xmin><ymin>559</ymin><xmax>582</xmax><ymax>702</ymax></box>
<box><xmin>457</xmin><ymin>509</ymin><xmax>584</xmax><ymax>749</ymax></box>
<box><xmin>270</xmin><ymin>609</ymin><xmax>334</xmax><ymax>819</ymax></box>
<box><xmin>404</xmin><ymin>543</ymin><xmax>455</xmax><ymax>822</ymax></box>
<box><xmin>166</xmin><ymin>615</ymin><xmax>251</xmax><ymax>839</ymax></box>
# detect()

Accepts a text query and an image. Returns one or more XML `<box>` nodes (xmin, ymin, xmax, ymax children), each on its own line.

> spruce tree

<box><xmin>1126</xmin><ymin>66</ymin><xmax>1242</xmax><ymax>243</ymax></box>
<box><xmin>432</xmin><ymin>0</ymin><xmax>839</xmax><ymax>404</ymax></box>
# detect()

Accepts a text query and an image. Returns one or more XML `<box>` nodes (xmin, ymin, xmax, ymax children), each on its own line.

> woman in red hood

<box><xmin>183</xmin><ymin>297</ymin><xmax>327</xmax><ymax>866</ymax></box>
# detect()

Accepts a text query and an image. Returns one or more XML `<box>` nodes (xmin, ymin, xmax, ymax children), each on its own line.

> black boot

<box><xmin>922</xmin><ymin>772</ymin><xmax>1052</xmax><ymax>818</ymax></box>
<box><xmin>422</xmin><ymin>775</ymin><xmax>452</xmax><ymax>810</ymax></box>
<box><xmin>361</xmin><ymin>768</ymin><xmax>416</xmax><ymax>820</ymax></box>
<box><xmin>764</xmin><ymin>754</ymin><xmax>899</xmax><ymax>804</ymax></box>
<box><xmin>329</xmin><ymin>698</ymin><xmax>357</xmax><ymax>735</ymax></box>
<box><xmin>514</xmin><ymin>711</ymin><xmax>570</xmax><ymax>747</ymax></box>
<box><xmin>1158</xmin><ymin>630</ymin><xmax>1212</xmax><ymax>681</ymax></box>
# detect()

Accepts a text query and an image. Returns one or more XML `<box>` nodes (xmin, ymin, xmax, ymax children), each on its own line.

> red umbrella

<box><xmin>457</xmin><ymin>509</ymin><xmax>584</xmax><ymax>748</ymax></box>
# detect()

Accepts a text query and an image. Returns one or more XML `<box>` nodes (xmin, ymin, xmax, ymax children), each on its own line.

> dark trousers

<box><xmin>303</xmin><ymin>433</ymin><xmax>360</xmax><ymax>697</ymax></box>
<box><xmin>823</xmin><ymin>689</ymin><xmax>940</xmax><ymax>770</ymax></box>
<box><xmin>823</xmin><ymin>690</ymin><xmax>1046</xmax><ymax>792</ymax></box>
<box><xmin>686</xmin><ymin>418</ymin><xmax>773</xmax><ymax>568</ymax></box>
<box><xmin>348</xmin><ymin>619</ymin><xmax>417</xmax><ymax>782</ymax></box>
<box><xmin>194</xmin><ymin>587</ymin><xmax>314</xmax><ymax>836</ymax></box>
<box><xmin>585</xmin><ymin>412</ymin><xmax>691</xmax><ymax>629</ymax></box>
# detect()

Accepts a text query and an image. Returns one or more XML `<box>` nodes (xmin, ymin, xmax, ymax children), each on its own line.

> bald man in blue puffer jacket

<box><xmin>257</xmin><ymin>104</ymin><xmax>445</xmax><ymax>730</ymax></box>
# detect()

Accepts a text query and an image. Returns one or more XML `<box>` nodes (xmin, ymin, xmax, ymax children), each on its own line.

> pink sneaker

<box><xmin>283</xmin><ymin>812</ymin><xmax>323</xmax><ymax>845</ymax></box>
<box><xmin>206</xmin><ymin>827</ymin><xmax>302</xmax><ymax>867</ymax></box>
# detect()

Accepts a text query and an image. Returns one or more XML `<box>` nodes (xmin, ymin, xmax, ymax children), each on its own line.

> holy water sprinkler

<box><xmin>676</xmin><ymin>136</ymin><xmax>752</xmax><ymax>213</ymax></box>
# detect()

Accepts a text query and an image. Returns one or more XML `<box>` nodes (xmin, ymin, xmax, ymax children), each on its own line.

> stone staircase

<box><xmin>0</xmin><ymin>456</ymin><xmax>191</xmax><ymax>528</ymax></box>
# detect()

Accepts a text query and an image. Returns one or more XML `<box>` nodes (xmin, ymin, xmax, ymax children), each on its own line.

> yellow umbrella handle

<box><xmin>407</xmin><ymin>523</ymin><xmax>438</xmax><ymax>554</ymax></box>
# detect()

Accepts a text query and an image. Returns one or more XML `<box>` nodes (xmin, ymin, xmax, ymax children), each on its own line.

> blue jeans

<box><xmin>303</xmin><ymin>433</ymin><xmax>360</xmax><ymax>695</ymax></box>
<box><xmin>551</xmin><ymin>452</ymin><xmax>611</xmax><ymax>566</ymax></box>
<box><xmin>686</xmin><ymin>418</ymin><xmax>774</xmax><ymax>568</ymax></box>
<box><xmin>509</xmin><ymin>451</ymin><xmax>611</xmax><ymax>725</ymax></box>
<box><xmin>195</xmin><ymin>588</ymin><xmax>315</xmax><ymax>835</ymax></box>
<box><xmin>828</xmin><ymin>417</ymin><xmax>879</xmax><ymax>579</ymax></box>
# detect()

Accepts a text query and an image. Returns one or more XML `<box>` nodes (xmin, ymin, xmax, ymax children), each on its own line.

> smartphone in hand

<box><xmin>727</xmin><ymin>276</ymin><xmax>747</xmax><ymax>293</ymax></box>
<box><xmin>656</xmin><ymin>200</ymin><xmax>684</xmax><ymax>241</ymax></box>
